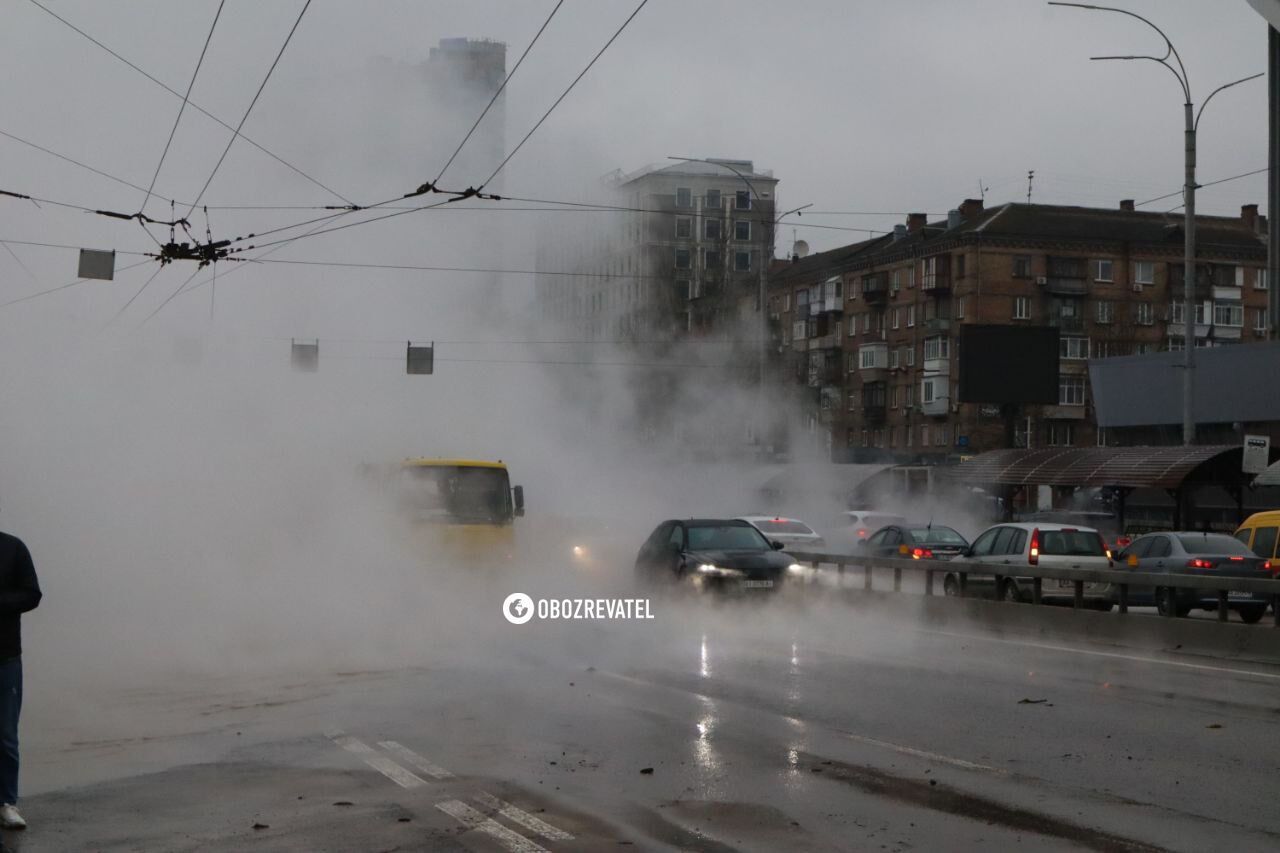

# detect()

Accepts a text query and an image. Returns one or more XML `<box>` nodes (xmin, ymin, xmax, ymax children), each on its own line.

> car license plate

<box><xmin>1058</xmin><ymin>579</ymin><xmax>1075</xmax><ymax>589</ymax></box>
<box><xmin>1228</xmin><ymin>591</ymin><xmax>1254</xmax><ymax>601</ymax></box>
<box><xmin>743</xmin><ymin>580</ymin><xmax>774</xmax><ymax>589</ymax></box>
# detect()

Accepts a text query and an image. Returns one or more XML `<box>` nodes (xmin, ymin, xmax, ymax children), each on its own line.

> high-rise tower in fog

<box><xmin>425</xmin><ymin>38</ymin><xmax>506</xmax><ymax>188</ymax></box>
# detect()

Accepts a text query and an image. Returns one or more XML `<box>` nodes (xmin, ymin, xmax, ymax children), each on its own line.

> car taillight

<box><xmin>1186</xmin><ymin>558</ymin><xmax>1214</xmax><ymax>569</ymax></box>
<box><xmin>1228</xmin><ymin>556</ymin><xmax>1244</xmax><ymax>562</ymax></box>
<box><xmin>911</xmin><ymin>547</ymin><xmax>933</xmax><ymax>559</ymax></box>
<box><xmin>1266</xmin><ymin>560</ymin><xmax>1274</xmax><ymax>572</ymax></box>
<box><xmin>857</xmin><ymin>529</ymin><xmax>868</xmax><ymax>538</ymax></box>
<box><xmin>1029</xmin><ymin>528</ymin><xmax>1040</xmax><ymax>565</ymax></box>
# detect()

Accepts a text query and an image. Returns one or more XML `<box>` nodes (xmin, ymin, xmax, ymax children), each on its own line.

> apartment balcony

<box><xmin>809</xmin><ymin>295</ymin><xmax>842</xmax><ymax>316</ymax></box>
<box><xmin>1050</xmin><ymin>314</ymin><xmax>1086</xmax><ymax>332</ymax></box>
<box><xmin>1167</xmin><ymin>323</ymin><xmax>1211</xmax><ymax>339</ymax></box>
<box><xmin>808</xmin><ymin>333</ymin><xmax>839</xmax><ymax>351</ymax></box>
<box><xmin>921</xmin><ymin>269</ymin><xmax>951</xmax><ymax>293</ymax></box>
<box><xmin>923</xmin><ymin>356</ymin><xmax>950</xmax><ymax>376</ymax></box>
<box><xmin>1040</xmin><ymin>405</ymin><xmax>1087</xmax><ymax>421</ymax></box>
<box><xmin>923</xmin><ymin>316</ymin><xmax>951</xmax><ymax>333</ymax></box>
<box><xmin>1044</xmin><ymin>277</ymin><xmax>1088</xmax><ymax>296</ymax></box>
<box><xmin>1212</xmin><ymin>325</ymin><xmax>1243</xmax><ymax>341</ymax></box>
<box><xmin>862</xmin><ymin>274</ymin><xmax>889</xmax><ymax>304</ymax></box>
<box><xmin>921</xmin><ymin>396</ymin><xmax>949</xmax><ymax>417</ymax></box>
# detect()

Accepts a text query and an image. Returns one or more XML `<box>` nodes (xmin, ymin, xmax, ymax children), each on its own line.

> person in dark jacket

<box><xmin>0</xmin><ymin>532</ymin><xmax>40</xmax><ymax>831</ymax></box>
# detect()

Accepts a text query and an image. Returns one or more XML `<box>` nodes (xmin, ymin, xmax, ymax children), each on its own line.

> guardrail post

<box><xmin>864</xmin><ymin>565</ymin><xmax>873</xmax><ymax>591</ymax></box>
<box><xmin>893</xmin><ymin>568</ymin><xmax>902</xmax><ymax>592</ymax></box>
<box><xmin>925</xmin><ymin>570</ymin><xmax>934</xmax><ymax>596</ymax></box>
<box><xmin>1073</xmin><ymin>580</ymin><xmax>1084</xmax><ymax>611</ymax></box>
<box><xmin>833</xmin><ymin>559</ymin><xmax>842</xmax><ymax>580</ymax></box>
<box><xmin>1217</xmin><ymin>590</ymin><xmax>1229</xmax><ymax>622</ymax></box>
<box><xmin>1032</xmin><ymin>577</ymin><xmax>1042</xmax><ymax>605</ymax></box>
<box><xmin>958</xmin><ymin>572</ymin><xmax>968</xmax><ymax>597</ymax></box>
<box><xmin>1274</xmin><ymin>595</ymin><xmax>1279</xmax><ymax>627</ymax></box>
<box><xmin>1118</xmin><ymin>583</ymin><xmax>1129</xmax><ymax>614</ymax></box>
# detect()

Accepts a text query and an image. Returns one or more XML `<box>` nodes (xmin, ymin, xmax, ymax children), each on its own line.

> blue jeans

<box><xmin>0</xmin><ymin>657</ymin><xmax>20</xmax><ymax>805</ymax></box>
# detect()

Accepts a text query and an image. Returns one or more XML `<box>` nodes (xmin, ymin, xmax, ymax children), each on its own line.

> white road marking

<box><xmin>839</xmin><ymin>732</ymin><xmax>1002</xmax><ymax>773</ymax></box>
<box><xmin>377</xmin><ymin>740</ymin><xmax>455</xmax><ymax>779</ymax></box>
<box><xmin>437</xmin><ymin>799</ymin><xmax>549</xmax><ymax>853</ymax></box>
<box><xmin>474</xmin><ymin>791</ymin><xmax>574</xmax><ymax>841</ymax></box>
<box><xmin>328</xmin><ymin>733</ymin><xmax>427</xmax><ymax>789</ymax></box>
<box><xmin>919</xmin><ymin>628</ymin><xmax>1280</xmax><ymax>681</ymax></box>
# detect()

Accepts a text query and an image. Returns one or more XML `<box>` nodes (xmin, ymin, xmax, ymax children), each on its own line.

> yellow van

<box><xmin>1233</xmin><ymin>511</ymin><xmax>1280</xmax><ymax>564</ymax></box>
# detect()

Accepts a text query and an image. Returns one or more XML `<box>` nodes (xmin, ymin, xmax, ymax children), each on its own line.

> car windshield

<box><xmin>687</xmin><ymin>524</ymin><xmax>771</xmax><ymax>551</ymax></box>
<box><xmin>753</xmin><ymin>520</ymin><xmax>814</xmax><ymax>535</ymax></box>
<box><xmin>398</xmin><ymin>465</ymin><xmax>512</xmax><ymax>524</ymax></box>
<box><xmin>907</xmin><ymin>526</ymin><xmax>967</xmax><ymax>546</ymax></box>
<box><xmin>1177</xmin><ymin>534</ymin><xmax>1256</xmax><ymax>556</ymax></box>
<box><xmin>1040</xmin><ymin>529</ymin><xmax>1106</xmax><ymax>556</ymax></box>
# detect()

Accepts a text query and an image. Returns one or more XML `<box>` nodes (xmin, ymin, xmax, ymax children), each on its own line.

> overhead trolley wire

<box><xmin>24</xmin><ymin>0</ymin><xmax>353</xmax><ymax>207</ymax></box>
<box><xmin>185</xmin><ymin>0</ymin><xmax>313</xmax><ymax>218</ymax></box>
<box><xmin>141</xmin><ymin>0</ymin><xmax>226</xmax><ymax>215</ymax></box>
<box><xmin>434</xmin><ymin>0</ymin><xmax>565</xmax><ymax>185</ymax></box>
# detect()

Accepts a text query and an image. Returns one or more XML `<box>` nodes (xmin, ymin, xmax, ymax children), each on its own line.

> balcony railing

<box><xmin>924</xmin><ymin>316</ymin><xmax>951</xmax><ymax>333</ymax></box>
<box><xmin>921</xmin><ymin>396</ymin><xmax>949</xmax><ymax>417</ymax></box>
<box><xmin>1050</xmin><ymin>314</ymin><xmax>1085</xmax><ymax>332</ymax></box>
<box><xmin>863</xmin><ymin>274</ymin><xmax>889</xmax><ymax>302</ymax></box>
<box><xmin>1045</xmin><ymin>277</ymin><xmax>1088</xmax><ymax>296</ymax></box>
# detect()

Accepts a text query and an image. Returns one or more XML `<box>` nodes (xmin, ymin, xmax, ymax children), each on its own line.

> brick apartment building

<box><xmin>768</xmin><ymin>200</ymin><xmax>1269</xmax><ymax>461</ymax></box>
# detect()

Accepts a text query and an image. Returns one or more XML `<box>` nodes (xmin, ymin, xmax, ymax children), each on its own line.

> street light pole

<box><xmin>1049</xmin><ymin>3</ymin><xmax>1261</xmax><ymax>447</ymax></box>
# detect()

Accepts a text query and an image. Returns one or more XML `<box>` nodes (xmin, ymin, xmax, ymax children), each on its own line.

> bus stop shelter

<box><xmin>940</xmin><ymin>445</ymin><xmax>1273</xmax><ymax>529</ymax></box>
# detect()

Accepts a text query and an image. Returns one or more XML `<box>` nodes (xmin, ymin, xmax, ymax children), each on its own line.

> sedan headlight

<box><xmin>787</xmin><ymin>563</ymin><xmax>807</xmax><ymax>576</ymax></box>
<box><xmin>696</xmin><ymin>563</ymin><xmax>743</xmax><ymax>578</ymax></box>
<box><xmin>697</xmin><ymin>563</ymin><xmax>720</xmax><ymax>574</ymax></box>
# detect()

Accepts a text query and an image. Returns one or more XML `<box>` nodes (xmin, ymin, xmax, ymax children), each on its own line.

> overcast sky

<box><xmin>0</xmin><ymin>0</ymin><xmax>1270</xmax><ymax>333</ymax></box>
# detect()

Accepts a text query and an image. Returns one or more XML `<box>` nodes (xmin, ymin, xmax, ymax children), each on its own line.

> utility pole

<box><xmin>1049</xmin><ymin>3</ymin><xmax>1262</xmax><ymax>446</ymax></box>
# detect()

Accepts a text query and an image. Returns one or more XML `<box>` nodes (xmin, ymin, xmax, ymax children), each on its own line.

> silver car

<box><xmin>737</xmin><ymin>516</ymin><xmax>826</xmax><ymax>552</ymax></box>
<box><xmin>944</xmin><ymin>522</ymin><xmax>1115</xmax><ymax>609</ymax></box>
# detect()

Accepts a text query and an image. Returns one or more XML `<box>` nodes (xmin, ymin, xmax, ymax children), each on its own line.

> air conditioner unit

<box><xmin>951</xmin><ymin>402</ymin><xmax>961</xmax><ymax>413</ymax></box>
<box><xmin>1036</xmin><ymin>276</ymin><xmax>1048</xmax><ymax>285</ymax></box>
<box><xmin>1132</xmin><ymin>283</ymin><xmax>1144</xmax><ymax>292</ymax></box>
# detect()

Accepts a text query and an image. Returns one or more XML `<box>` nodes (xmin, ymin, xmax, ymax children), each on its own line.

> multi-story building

<box><xmin>768</xmin><ymin>199</ymin><xmax>1269</xmax><ymax>461</ymax></box>
<box><xmin>536</xmin><ymin>159</ymin><xmax>778</xmax><ymax>343</ymax></box>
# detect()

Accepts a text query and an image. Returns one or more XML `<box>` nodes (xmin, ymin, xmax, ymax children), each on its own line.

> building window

<box><xmin>907</xmin><ymin>266</ymin><xmax>915</xmax><ymax>288</ymax></box>
<box><xmin>705</xmin><ymin>249</ymin><xmax>722</xmax><ymax>269</ymax></box>
<box><xmin>1172</xmin><ymin>302</ymin><xmax>1206</xmax><ymax>325</ymax></box>
<box><xmin>1256</xmin><ymin>308</ymin><xmax>1270</xmax><ymax>334</ymax></box>
<box><xmin>1060</xmin><ymin>336</ymin><xmax>1089</xmax><ymax>360</ymax></box>
<box><xmin>792</xmin><ymin>320</ymin><xmax>807</xmax><ymax>341</ymax></box>
<box><xmin>1257</xmin><ymin>269</ymin><xmax>1269</xmax><ymax>291</ymax></box>
<box><xmin>891</xmin><ymin>270</ymin><xmax>901</xmax><ymax>292</ymax></box>
<box><xmin>891</xmin><ymin>386</ymin><xmax>900</xmax><ymax>408</ymax></box>
<box><xmin>1168</xmin><ymin>336</ymin><xmax>1185</xmax><ymax>351</ymax></box>
<box><xmin>890</xmin><ymin>349</ymin><xmax>900</xmax><ymax>369</ymax></box>
<box><xmin>1013</xmin><ymin>255</ymin><xmax>1032</xmax><ymax>278</ymax></box>
<box><xmin>888</xmin><ymin>427</ymin><xmax>897</xmax><ymax>448</ymax></box>
<box><xmin>1096</xmin><ymin>301</ymin><xmax>1114</xmax><ymax>324</ymax></box>
<box><xmin>906</xmin><ymin>346</ymin><xmax>916</xmax><ymax>367</ymax></box>
<box><xmin>705</xmin><ymin>189</ymin><xmax>721</xmax><ymax>210</ymax></box>
<box><xmin>891</xmin><ymin>308</ymin><xmax>900</xmax><ymax>330</ymax></box>
<box><xmin>923</xmin><ymin>335</ymin><xmax>950</xmax><ymax>361</ymax></box>
<box><xmin>936</xmin><ymin>425</ymin><xmax>949</xmax><ymax>447</ymax></box>
<box><xmin>1013</xmin><ymin>296</ymin><xmax>1030</xmax><ymax>320</ymax></box>
<box><xmin>676</xmin><ymin>187</ymin><xmax>692</xmax><ymax>208</ymax></box>
<box><xmin>955</xmin><ymin>254</ymin><xmax>966</xmax><ymax>278</ymax></box>
<box><xmin>675</xmin><ymin>248</ymin><xmax>690</xmax><ymax>269</ymax></box>
<box><xmin>862</xmin><ymin>313</ymin><xmax>871</xmax><ymax>333</ymax></box>
<box><xmin>907</xmin><ymin>305</ymin><xmax>916</xmax><ymax>327</ymax></box>
<box><xmin>956</xmin><ymin>296</ymin><xmax>966</xmax><ymax>319</ymax></box>
<box><xmin>734</xmin><ymin>251</ymin><xmax>751</xmax><ymax>272</ymax></box>
<box><xmin>705</xmin><ymin>218</ymin><xmax>721</xmax><ymax>239</ymax></box>
<box><xmin>1059</xmin><ymin>375</ymin><xmax>1086</xmax><ymax>406</ymax></box>
<box><xmin>920</xmin><ymin>424</ymin><xmax>930</xmax><ymax>447</ymax></box>
<box><xmin>1136</xmin><ymin>302</ymin><xmax>1153</xmax><ymax>325</ymax></box>
<box><xmin>735</xmin><ymin>190</ymin><xmax>750</xmax><ymax>210</ymax></box>
<box><xmin>734</xmin><ymin>220</ymin><xmax>750</xmax><ymax>241</ymax></box>
<box><xmin>1134</xmin><ymin>261</ymin><xmax>1154</xmax><ymax>285</ymax></box>
<box><xmin>848</xmin><ymin>317</ymin><xmax>857</xmax><ymax>337</ymax></box>
<box><xmin>847</xmin><ymin>352</ymin><xmax>857</xmax><ymax>373</ymax></box>
<box><xmin>1046</xmin><ymin>422</ymin><xmax>1075</xmax><ymax>446</ymax></box>
<box><xmin>1094</xmin><ymin>259</ymin><xmax>1113</xmax><ymax>282</ymax></box>
<box><xmin>1213</xmin><ymin>303</ymin><xmax>1243</xmax><ymax>327</ymax></box>
<box><xmin>676</xmin><ymin>279</ymin><xmax>690</xmax><ymax>301</ymax></box>
<box><xmin>675</xmin><ymin>217</ymin><xmax>692</xmax><ymax>238</ymax></box>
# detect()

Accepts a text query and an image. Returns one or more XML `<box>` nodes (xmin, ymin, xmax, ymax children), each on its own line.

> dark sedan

<box><xmin>1116</xmin><ymin>532</ymin><xmax>1273</xmax><ymax>622</ymax></box>
<box><xmin>858</xmin><ymin>523</ymin><xmax>970</xmax><ymax>561</ymax></box>
<box><xmin>634</xmin><ymin>518</ymin><xmax>801</xmax><ymax>592</ymax></box>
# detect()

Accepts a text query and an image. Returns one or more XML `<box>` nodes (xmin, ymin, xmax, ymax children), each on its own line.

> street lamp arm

<box><xmin>1089</xmin><ymin>54</ymin><xmax>1192</xmax><ymax>103</ymax></box>
<box><xmin>1195</xmin><ymin>73</ymin><xmax>1265</xmax><ymax>131</ymax></box>
<box><xmin>1050</xmin><ymin>2</ymin><xmax>1191</xmax><ymax>101</ymax></box>
<box><xmin>775</xmin><ymin>203</ymin><xmax>813</xmax><ymax>225</ymax></box>
<box><xmin>666</xmin><ymin>155</ymin><xmax>764</xmax><ymax>205</ymax></box>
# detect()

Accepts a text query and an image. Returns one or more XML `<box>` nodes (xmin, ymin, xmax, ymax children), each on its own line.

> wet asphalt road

<box><xmin>9</xmin><ymin>578</ymin><xmax>1280</xmax><ymax>852</ymax></box>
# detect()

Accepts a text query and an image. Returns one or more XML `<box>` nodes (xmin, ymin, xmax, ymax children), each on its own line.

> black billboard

<box><xmin>958</xmin><ymin>325</ymin><xmax>1059</xmax><ymax>405</ymax></box>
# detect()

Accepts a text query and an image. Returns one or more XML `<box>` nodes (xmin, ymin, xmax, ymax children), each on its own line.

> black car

<box><xmin>634</xmin><ymin>518</ymin><xmax>799</xmax><ymax>592</ymax></box>
<box><xmin>858</xmin><ymin>523</ymin><xmax>970</xmax><ymax>560</ymax></box>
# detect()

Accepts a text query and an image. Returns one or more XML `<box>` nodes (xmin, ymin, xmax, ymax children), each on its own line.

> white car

<box><xmin>737</xmin><ymin>516</ymin><xmax>826</xmax><ymax>552</ymax></box>
<box><xmin>944</xmin><ymin>522</ymin><xmax>1114</xmax><ymax>608</ymax></box>
<box><xmin>831</xmin><ymin>511</ymin><xmax>907</xmax><ymax>551</ymax></box>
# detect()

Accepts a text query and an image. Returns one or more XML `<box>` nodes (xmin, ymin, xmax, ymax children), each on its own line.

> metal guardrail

<box><xmin>787</xmin><ymin>551</ymin><xmax>1280</xmax><ymax>627</ymax></box>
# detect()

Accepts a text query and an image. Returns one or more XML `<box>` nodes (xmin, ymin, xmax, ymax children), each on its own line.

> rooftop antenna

<box><xmin>1027</xmin><ymin>169</ymin><xmax>1035</xmax><ymax>204</ymax></box>
<box><xmin>978</xmin><ymin>179</ymin><xmax>989</xmax><ymax>202</ymax></box>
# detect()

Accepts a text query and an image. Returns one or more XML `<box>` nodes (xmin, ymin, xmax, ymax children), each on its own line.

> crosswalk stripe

<box><xmin>377</xmin><ymin>740</ymin><xmax>455</xmax><ymax>779</ymax></box>
<box><xmin>437</xmin><ymin>799</ymin><xmax>549</xmax><ymax>853</ymax></box>
<box><xmin>328</xmin><ymin>733</ymin><xmax>426</xmax><ymax>789</ymax></box>
<box><xmin>474</xmin><ymin>791</ymin><xmax>574</xmax><ymax>841</ymax></box>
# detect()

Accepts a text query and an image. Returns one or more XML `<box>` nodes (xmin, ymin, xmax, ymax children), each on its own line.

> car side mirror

<box><xmin>771</xmin><ymin>540</ymin><xmax>785</xmax><ymax>550</ymax></box>
<box><xmin>512</xmin><ymin>485</ymin><xmax>525</xmax><ymax>517</ymax></box>
<box><xmin>668</xmin><ymin>541</ymin><xmax>682</xmax><ymax>554</ymax></box>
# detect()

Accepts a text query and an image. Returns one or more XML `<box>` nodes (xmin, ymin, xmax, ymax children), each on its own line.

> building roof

<box><xmin>1089</xmin><ymin>342</ymin><xmax>1280</xmax><ymax>428</ymax></box>
<box><xmin>939</xmin><ymin>445</ymin><xmax>1241</xmax><ymax>489</ymax></box>
<box><xmin>769</xmin><ymin>235</ymin><xmax>888</xmax><ymax>284</ymax></box>
<box><xmin>617</xmin><ymin>158</ymin><xmax>775</xmax><ymax>185</ymax></box>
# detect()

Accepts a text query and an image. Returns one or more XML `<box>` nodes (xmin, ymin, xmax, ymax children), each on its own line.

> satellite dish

<box><xmin>792</xmin><ymin>239</ymin><xmax>810</xmax><ymax>258</ymax></box>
